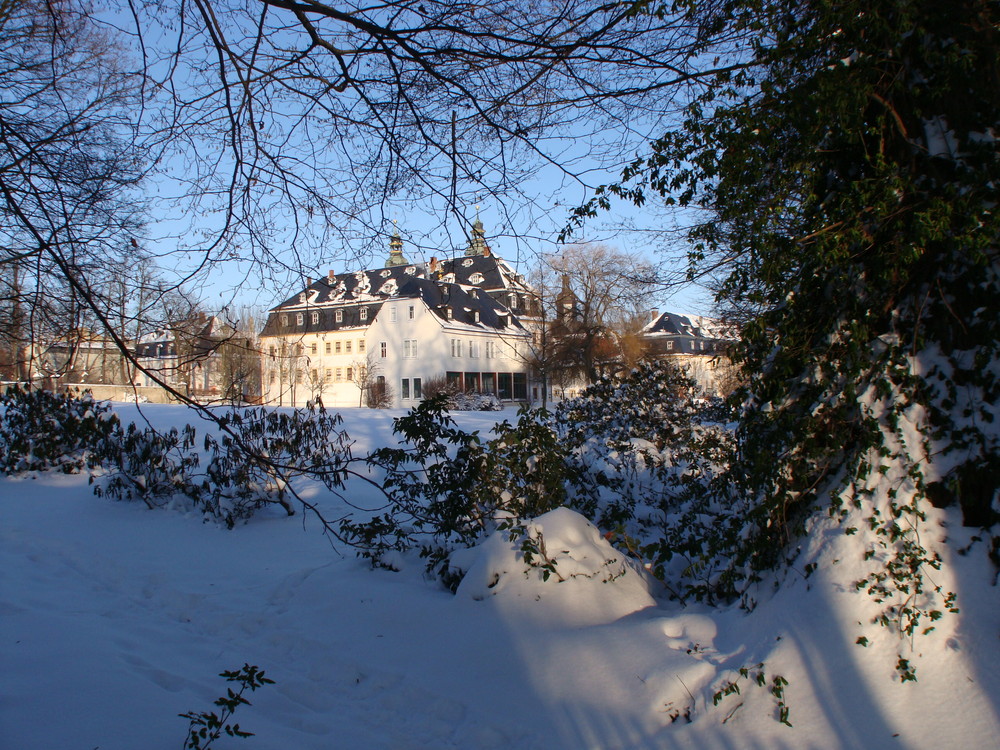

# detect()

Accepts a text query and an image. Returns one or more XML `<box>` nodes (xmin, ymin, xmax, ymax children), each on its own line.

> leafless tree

<box><xmin>530</xmin><ymin>243</ymin><xmax>659</xmax><ymax>387</ymax></box>
<box><xmin>350</xmin><ymin>350</ymin><xmax>382</xmax><ymax>407</ymax></box>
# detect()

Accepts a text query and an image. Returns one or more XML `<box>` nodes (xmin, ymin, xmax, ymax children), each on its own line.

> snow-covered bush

<box><xmin>347</xmin><ymin>396</ymin><xmax>586</xmax><ymax>586</ymax></box>
<box><xmin>450</xmin><ymin>391</ymin><xmax>503</xmax><ymax>411</ymax></box>
<box><xmin>95</xmin><ymin>400</ymin><xmax>357</xmax><ymax>528</ymax></box>
<box><xmin>420</xmin><ymin>377</ymin><xmax>503</xmax><ymax>411</ymax></box>
<box><xmin>92</xmin><ymin>422</ymin><xmax>200</xmax><ymax>509</ymax></box>
<box><xmin>0</xmin><ymin>385</ymin><xmax>120</xmax><ymax>474</ymax></box>
<box><xmin>554</xmin><ymin>360</ymin><xmax>746</xmax><ymax>603</ymax></box>
<box><xmin>200</xmin><ymin>400</ymin><xmax>355</xmax><ymax>527</ymax></box>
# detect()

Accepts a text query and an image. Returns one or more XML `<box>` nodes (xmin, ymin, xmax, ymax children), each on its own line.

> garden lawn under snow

<box><xmin>1</xmin><ymin>403</ymin><xmax>998</xmax><ymax>749</ymax></box>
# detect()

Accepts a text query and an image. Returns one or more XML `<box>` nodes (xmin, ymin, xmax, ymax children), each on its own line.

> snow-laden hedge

<box><xmin>0</xmin><ymin>385</ymin><xmax>119</xmax><ymax>474</ymax></box>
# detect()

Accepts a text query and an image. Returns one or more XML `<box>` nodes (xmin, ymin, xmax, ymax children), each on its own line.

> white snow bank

<box><xmin>454</xmin><ymin>507</ymin><xmax>656</xmax><ymax>627</ymax></box>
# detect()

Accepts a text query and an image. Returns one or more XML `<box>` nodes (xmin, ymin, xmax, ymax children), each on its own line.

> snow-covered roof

<box><xmin>262</xmin><ymin>253</ymin><xmax>534</xmax><ymax>337</ymax></box>
<box><xmin>641</xmin><ymin>312</ymin><xmax>738</xmax><ymax>341</ymax></box>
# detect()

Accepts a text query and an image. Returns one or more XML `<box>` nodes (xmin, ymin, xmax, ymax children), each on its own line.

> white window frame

<box><xmin>403</xmin><ymin>339</ymin><xmax>417</xmax><ymax>359</ymax></box>
<box><xmin>335</xmin><ymin>309</ymin><xmax>343</xmax><ymax>323</ymax></box>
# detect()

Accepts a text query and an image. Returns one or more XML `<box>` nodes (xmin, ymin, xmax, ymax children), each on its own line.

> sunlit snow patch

<box><xmin>453</xmin><ymin>507</ymin><xmax>657</xmax><ymax>627</ymax></box>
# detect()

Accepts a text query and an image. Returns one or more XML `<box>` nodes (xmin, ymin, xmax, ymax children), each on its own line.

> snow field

<box><xmin>1</xmin><ymin>403</ymin><xmax>998</xmax><ymax>749</ymax></box>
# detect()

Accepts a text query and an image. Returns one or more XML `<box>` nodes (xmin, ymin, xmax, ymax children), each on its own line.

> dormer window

<box><xmin>446</xmin><ymin>308</ymin><xmax>453</xmax><ymax>320</ymax></box>
<box><xmin>469</xmin><ymin>272</ymin><xmax>484</xmax><ymax>285</ymax></box>
<box><xmin>296</xmin><ymin>313</ymin><xmax>304</xmax><ymax>326</ymax></box>
<box><xmin>462</xmin><ymin>258</ymin><xmax>473</xmax><ymax>267</ymax></box>
<box><xmin>335</xmin><ymin>309</ymin><xmax>343</xmax><ymax>323</ymax></box>
<box><xmin>281</xmin><ymin>314</ymin><xmax>288</xmax><ymax>327</ymax></box>
<box><xmin>380</xmin><ymin>269</ymin><xmax>391</xmax><ymax>278</ymax></box>
<box><xmin>311</xmin><ymin>311</ymin><xmax>319</xmax><ymax>325</ymax></box>
<box><xmin>472</xmin><ymin>310</ymin><xmax>480</xmax><ymax>323</ymax></box>
<box><xmin>404</xmin><ymin>266</ymin><xmax>416</xmax><ymax>275</ymax></box>
<box><xmin>360</xmin><ymin>307</ymin><xmax>368</xmax><ymax>321</ymax></box>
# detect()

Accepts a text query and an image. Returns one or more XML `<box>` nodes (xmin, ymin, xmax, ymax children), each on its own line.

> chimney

<box><xmin>328</xmin><ymin>269</ymin><xmax>335</xmax><ymax>282</ymax></box>
<box><xmin>307</xmin><ymin>277</ymin><xmax>313</xmax><ymax>286</ymax></box>
<box><xmin>651</xmin><ymin>308</ymin><xmax>660</xmax><ymax>322</ymax></box>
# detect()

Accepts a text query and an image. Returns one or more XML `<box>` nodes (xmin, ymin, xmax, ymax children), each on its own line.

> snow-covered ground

<box><xmin>1</xmin><ymin>403</ymin><xmax>998</xmax><ymax>749</ymax></box>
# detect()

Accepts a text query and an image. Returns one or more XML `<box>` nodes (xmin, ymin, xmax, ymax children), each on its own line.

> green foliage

<box><xmin>200</xmin><ymin>400</ymin><xmax>354</xmax><ymax>528</ymax></box>
<box><xmin>94</xmin><ymin>399</ymin><xmax>356</xmax><ymax>527</ymax></box>
<box><xmin>92</xmin><ymin>421</ymin><xmax>200</xmax><ymax>509</ymax></box>
<box><xmin>0</xmin><ymin>385</ymin><xmax>119</xmax><ymax>474</ymax></box>
<box><xmin>586</xmin><ymin>0</ymin><xmax>999</xmax><ymax>642</ymax></box>
<box><xmin>712</xmin><ymin>663</ymin><xmax>791</xmax><ymax>727</ymax></box>
<box><xmin>557</xmin><ymin>361</ymin><xmax>745</xmax><ymax>604</ymax></box>
<box><xmin>345</xmin><ymin>395</ymin><xmax>578</xmax><ymax>585</ymax></box>
<box><xmin>348</xmin><ymin>362</ymin><xmax>738</xmax><ymax>596</ymax></box>
<box><xmin>179</xmin><ymin>664</ymin><xmax>274</xmax><ymax>750</ymax></box>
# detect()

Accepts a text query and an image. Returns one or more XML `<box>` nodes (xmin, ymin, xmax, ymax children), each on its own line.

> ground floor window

<box><xmin>497</xmin><ymin>372</ymin><xmax>512</xmax><ymax>400</ymax></box>
<box><xmin>401</xmin><ymin>378</ymin><xmax>410</xmax><ymax>400</ymax></box>
<box><xmin>444</xmin><ymin>371</ymin><xmax>528</xmax><ymax>401</ymax></box>
<box><xmin>513</xmin><ymin>373</ymin><xmax>527</xmax><ymax>400</ymax></box>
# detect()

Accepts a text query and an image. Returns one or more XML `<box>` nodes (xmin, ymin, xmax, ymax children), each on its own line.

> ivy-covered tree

<box><xmin>586</xmin><ymin>0</ymin><xmax>998</xmax><ymax>616</ymax></box>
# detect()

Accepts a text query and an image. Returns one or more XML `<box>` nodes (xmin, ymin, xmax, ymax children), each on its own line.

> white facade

<box><xmin>260</xmin><ymin>239</ymin><xmax>536</xmax><ymax>408</ymax></box>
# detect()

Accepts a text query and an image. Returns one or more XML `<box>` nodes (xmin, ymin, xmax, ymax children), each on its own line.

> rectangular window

<box><xmin>325</xmin><ymin>342</ymin><xmax>331</xmax><ymax>354</ymax></box>
<box><xmin>296</xmin><ymin>313</ymin><xmax>304</xmax><ymax>326</ymax></box>
<box><xmin>297</xmin><ymin>343</ymin><xmax>304</xmax><ymax>355</ymax></box>
<box><xmin>451</xmin><ymin>339</ymin><xmax>462</xmax><ymax>358</ymax></box>
<box><xmin>311</xmin><ymin>311</ymin><xmax>319</xmax><ymax>325</ymax></box>
<box><xmin>390</xmin><ymin>306</ymin><xmax>397</xmax><ymax>323</ymax></box>
<box><xmin>310</xmin><ymin>369</ymin><xmax>318</xmax><ymax>384</ymax></box>
<box><xmin>485</xmin><ymin>342</ymin><xmax>495</xmax><ymax>359</ymax></box>
<box><xmin>335</xmin><ymin>309</ymin><xmax>343</xmax><ymax>323</ymax></box>
<box><xmin>482</xmin><ymin>372</ymin><xmax>496</xmax><ymax>395</ymax></box>
<box><xmin>335</xmin><ymin>368</ymin><xmax>343</xmax><ymax>382</ymax></box>
<box><xmin>401</xmin><ymin>378</ymin><xmax>410</xmax><ymax>400</ymax></box>
<box><xmin>269</xmin><ymin>346</ymin><xmax>276</xmax><ymax>358</ymax></box>
<box><xmin>280</xmin><ymin>315</ymin><xmax>288</xmax><ymax>327</ymax></box>
<box><xmin>345</xmin><ymin>341</ymin><xmax>352</xmax><ymax>354</ymax></box>
<box><xmin>464</xmin><ymin>372</ymin><xmax>479</xmax><ymax>393</ymax></box>
<box><xmin>325</xmin><ymin>368</ymin><xmax>332</xmax><ymax>382</ymax></box>
<box><xmin>310</xmin><ymin>343</ymin><xmax>317</xmax><ymax>355</ymax></box>
<box><xmin>403</xmin><ymin>339</ymin><xmax>417</xmax><ymax>358</ymax></box>
<box><xmin>413</xmin><ymin>378</ymin><xmax>422</xmax><ymax>399</ymax></box>
<box><xmin>358</xmin><ymin>340</ymin><xmax>366</xmax><ymax>353</ymax></box>
<box><xmin>513</xmin><ymin>373</ymin><xmax>528</xmax><ymax>400</ymax></box>
<box><xmin>408</xmin><ymin>305</ymin><xmax>415</xmax><ymax>320</ymax></box>
<box><xmin>295</xmin><ymin>370</ymin><xmax>303</xmax><ymax>384</ymax></box>
<box><xmin>447</xmin><ymin>371</ymin><xmax>462</xmax><ymax>390</ymax></box>
<box><xmin>335</xmin><ymin>341</ymin><xmax>342</xmax><ymax>354</ymax></box>
<box><xmin>347</xmin><ymin>367</ymin><xmax>353</xmax><ymax>381</ymax></box>
<box><xmin>380</xmin><ymin>342</ymin><xmax>387</xmax><ymax>358</ymax></box>
<box><xmin>497</xmin><ymin>372</ymin><xmax>512</xmax><ymax>400</ymax></box>
<box><xmin>360</xmin><ymin>307</ymin><xmax>368</xmax><ymax>321</ymax></box>
<box><xmin>469</xmin><ymin>342</ymin><xmax>480</xmax><ymax>358</ymax></box>
<box><xmin>666</xmin><ymin>340</ymin><xmax>674</xmax><ymax>351</ymax></box>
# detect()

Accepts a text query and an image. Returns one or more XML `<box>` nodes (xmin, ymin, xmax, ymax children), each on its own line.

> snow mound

<box><xmin>454</xmin><ymin>507</ymin><xmax>656</xmax><ymax>627</ymax></box>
